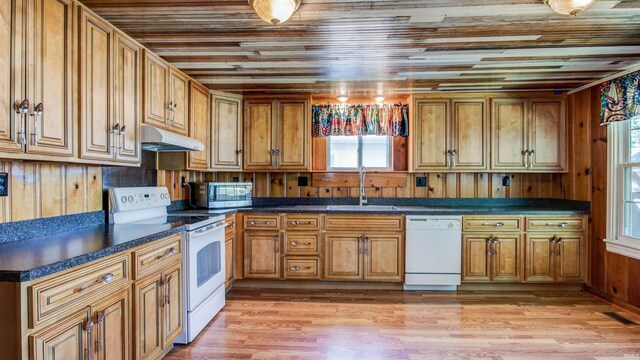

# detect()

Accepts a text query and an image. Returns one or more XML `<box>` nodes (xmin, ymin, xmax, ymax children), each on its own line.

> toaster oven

<box><xmin>191</xmin><ymin>182</ymin><xmax>253</xmax><ymax>209</ymax></box>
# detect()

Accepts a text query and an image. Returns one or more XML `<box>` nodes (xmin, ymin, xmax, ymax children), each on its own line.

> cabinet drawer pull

<box><xmin>546</xmin><ymin>222</ymin><xmax>570</xmax><ymax>228</ymax></box>
<box><xmin>77</xmin><ymin>273</ymin><xmax>115</xmax><ymax>292</ymax></box>
<box><xmin>96</xmin><ymin>311</ymin><xmax>105</xmax><ymax>353</ymax></box>
<box><xmin>250</xmin><ymin>220</ymin><xmax>273</xmax><ymax>226</ymax></box>
<box><xmin>483</xmin><ymin>222</ymin><xmax>505</xmax><ymax>227</ymax></box>
<box><xmin>291</xmin><ymin>221</ymin><xmax>313</xmax><ymax>226</ymax></box>
<box><xmin>85</xmin><ymin>317</ymin><xmax>94</xmax><ymax>360</ymax></box>
<box><xmin>291</xmin><ymin>241</ymin><xmax>312</xmax><ymax>247</ymax></box>
<box><xmin>156</xmin><ymin>247</ymin><xmax>178</xmax><ymax>260</ymax></box>
<box><xmin>290</xmin><ymin>266</ymin><xmax>312</xmax><ymax>272</ymax></box>
<box><xmin>275</xmin><ymin>235</ymin><xmax>280</xmax><ymax>253</ymax></box>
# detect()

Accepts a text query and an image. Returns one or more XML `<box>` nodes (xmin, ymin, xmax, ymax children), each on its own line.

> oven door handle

<box><xmin>190</xmin><ymin>221</ymin><xmax>228</xmax><ymax>238</ymax></box>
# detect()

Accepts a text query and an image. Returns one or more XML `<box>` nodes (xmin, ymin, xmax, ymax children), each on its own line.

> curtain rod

<box><xmin>568</xmin><ymin>65</ymin><xmax>640</xmax><ymax>95</ymax></box>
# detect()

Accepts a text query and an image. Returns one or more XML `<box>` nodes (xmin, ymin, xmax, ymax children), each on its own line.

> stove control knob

<box><xmin>128</xmin><ymin>195</ymin><xmax>134</xmax><ymax>203</ymax></box>
<box><xmin>121</xmin><ymin>196</ymin><xmax>127</xmax><ymax>204</ymax></box>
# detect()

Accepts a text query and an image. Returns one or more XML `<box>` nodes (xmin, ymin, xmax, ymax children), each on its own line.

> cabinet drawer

<box><xmin>284</xmin><ymin>215</ymin><xmax>320</xmax><ymax>230</ymax></box>
<box><xmin>29</xmin><ymin>253</ymin><xmax>130</xmax><ymax>328</ymax></box>
<box><xmin>244</xmin><ymin>215</ymin><xmax>280</xmax><ymax>230</ymax></box>
<box><xmin>284</xmin><ymin>258</ymin><xmax>320</xmax><ymax>279</ymax></box>
<box><xmin>225</xmin><ymin>215</ymin><xmax>237</xmax><ymax>238</ymax></box>
<box><xmin>284</xmin><ymin>233</ymin><xmax>320</xmax><ymax>254</ymax></box>
<box><xmin>463</xmin><ymin>216</ymin><xmax>522</xmax><ymax>232</ymax></box>
<box><xmin>526</xmin><ymin>217</ymin><xmax>585</xmax><ymax>232</ymax></box>
<box><xmin>132</xmin><ymin>233</ymin><xmax>182</xmax><ymax>280</ymax></box>
<box><xmin>325</xmin><ymin>215</ymin><xmax>403</xmax><ymax>231</ymax></box>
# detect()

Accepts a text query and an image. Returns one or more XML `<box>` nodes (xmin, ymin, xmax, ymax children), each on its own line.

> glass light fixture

<box><xmin>249</xmin><ymin>0</ymin><xmax>301</xmax><ymax>25</ymax></box>
<box><xmin>544</xmin><ymin>0</ymin><xmax>596</xmax><ymax>16</ymax></box>
<box><xmin>337</xmin><ymin>96</ymin><xmax>349</xmax><ymax>103</ymax></box>
<box><xmin>374</xmin><ymin>96</ymin><xmax>386</xmax><ymax>103</ymax></box>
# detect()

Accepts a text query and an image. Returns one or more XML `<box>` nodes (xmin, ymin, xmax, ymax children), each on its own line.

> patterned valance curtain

<box><xmin>600</xmin><ymin>70</ymin><xmax>640</xmax><ymax>125</ymax></box>
<box><xmin>312</xmin><ymin>103</ymin><xmax>409</xmax><ymax>137</ymax></box>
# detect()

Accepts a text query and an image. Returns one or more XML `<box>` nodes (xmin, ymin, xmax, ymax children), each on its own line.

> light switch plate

<box><xmin>0</xmin><ymin>172</ymin><xmax>8</xmax><ymax>197</ymax></box>
<box><xmin>416</xmin><ymin>176</ymin><xmax>427</xmax><ymax>188</ymax></box>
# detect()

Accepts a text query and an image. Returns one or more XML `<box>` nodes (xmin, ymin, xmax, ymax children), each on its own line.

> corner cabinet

<box><xmin>244</xmin><ymin>96</ymin><xmax>310</xmax><ymax>171</ymax></box>
<box><xmin>1</xmin><ymin>0</ymin><xmax>74</xmax><ymax>158</ymax></box>
<box><xmin>78</xmin><ymin>7</ymin><xmax>141</xmax><ymax>165</ymax></box>
<box><xmin>412</xmin><ymin>98</ymin><xmax>488</xmax><ymax>172</ymax></box>
<box><xmin>491</xmin><ymin>97</ymin><xmax>566</xmax><ymax>172</ymax></box>
<box><xmin>211</xmin><ymin>91</ymin><xmax>243</xmax><ymax>170</ymax></box>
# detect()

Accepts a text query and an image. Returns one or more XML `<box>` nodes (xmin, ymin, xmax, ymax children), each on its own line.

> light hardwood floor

<box><xmin>167</xmin><ymin>289</ymin><xmax>640</xmax><ymax>360</ymax></box>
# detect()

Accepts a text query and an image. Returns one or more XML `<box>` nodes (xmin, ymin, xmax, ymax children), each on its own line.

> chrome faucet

<box><xmin>359</xmin><ymin>166</ymin><xmax>368</xmax><ymax>206</ymax></box>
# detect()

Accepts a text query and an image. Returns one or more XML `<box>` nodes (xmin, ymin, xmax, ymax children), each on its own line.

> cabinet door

<box><xmin>492</xmin><ymin>234</ymin><xmax>521</xmax><ymax>282</ymax></box>
<box><xmin>244</xmin><ymin>231</ymin><xmax>280</xmax><ymax>279</ymax></box>
<box><xmin>528</xmin><ymin>99</ymin><xmax>566</xmax><ymax>172</ymax></box>
<box><xmin>363</xmin><ymin>233</ymin><xmax>403</xmax><ymax>282</ymax></box>
<box><xmin>225</xmin><ymin>238</ymin><xmax>234</xmax><ymax>284</ymax></box>
<box><xmin>79</xmin><ymin>9</ymin><xmax>114</xmax><ymax>161</ymax></box>
<box><xmin>113</xmin><ymin>32</ymin><xmax>141</xmax><ymax>164</ymax></box>
<box><xmin>93</xmin><ymin>289</ymin><xmax>130</xmax><ymax>360</ymax></box>
<box><xmin>325</xmin><ymin>233</ymin><xmax>363</xmax><ymax>280</ymax></box>
<box><xmin>452</xmin><ymin>99</ymin><xmax>488</xmax><ymax>171</ymax></box>
<box><xmin>30</xmin><ymin>309</ymin><xmax>90</xmax><ymax>360</ymax></box>
<box><xmin>0</xmin><ymin>0</ymin><xmax>24</xmax><ymax>153</ymax></box>
<box><xmin>162</xmin><ymin>263</ymin><xmax>184</xmax><ymax>348</ymax></box>
<box><xmin>244</xmin><ymin>100</ymin><xmax>274</xmax><ymax>169</ymax></box>
<box><xmin>491</xmin><ymin>98</ymin><xmax>527</xmax><ymax>171</ymax></box>
<box><xmin>462</xmin><ymin>234</ymin><xmax>491</xmax><ymax>282</ymax></box>
<box><xmin>26</xmin><ymin>0</ymin><xmax>73</xmax><ymax>156</ymax></box>
<box><xmin>212</xmin><ymin>92</ymin><xmax>243</xmax><ymax>170</ymax></box>
<box><xmin>556</xmin><ymin>234</ymin><xmax>583</xmax><ymax>282</ymax></box>
<box><xmin>187</xmin><ymin>81</ymin><xmax>211</xmax><ymax>170</ymax></box>
<box><xmin>277</xmin><ymin>99</ymin><xmax>309</xmax><ymax>170</ymax></box>
<box><xmin>525</xmin><ymin>235</ymin><xmax>554</xmax><ymax>282</ymax></box>
<box><xmin>142</xmin><ymin>51</ymin><xmax>168</xmax><ymax>129</ymax></box>
<box><xmin>413</xmin><ymin>100</ymin><xmax>450</xmax><ymax>171</ymax></box>
<box><xmin>133</xmin><ymin>275</ymin><xmax>162</xmax><ymax>360</ymax></box>
<box><xmin>168</xmin><ymin>69</ymin><xmax>189</xmax><ymax>135</ymax></box>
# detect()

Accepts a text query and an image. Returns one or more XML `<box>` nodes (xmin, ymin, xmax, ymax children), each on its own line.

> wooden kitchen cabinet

<box><xmin>142</xmin><ymin>51</ymin><xmax>189</xmax><ymax>135</ymax></box>
<box><xmin>29</xmin><ymin>309</ymin><xmax>91</xmax><ymax>360</ymax></box>
<box><xmin>363</xmin><ymin>234</ymin><xmax>403</xmax><ymax>282</ymax></box>
<box><xmin>491</xmin><ymin>97</ymin><xmax>566</xmax><ymax>172</ymax></box>
<box><xmin>161</xmin><ymin>263</ymin><xmax>183</xmax><ymax>350</ymax></box>
<box><xmin>243</xmin><ymin>96</ymin><xmax>310</xmax><ymax>171</ymax></box>
<box><xmin>225</xmin><ymin>215</ymin><xmax>236</xmax><ymax>289</ymax></box>
<box><xmin>0</xmin><ymin>0</ymin><xmax>24</xmax><ymax>153</ymax></box>
<box><xmin>92</xmin><ymin>289</ymin><xmax>131</xmax><ymax>360</ymax></box>
<box><xmin>244</xmin><ymin>231</ymin><xmax>281</xmax><ymax>279</ymax></box>
<box><xmin>525</xmin><ymin>232</ymin><xmax>583</xmax><ymax>282</ymax></box>
<box><xmin>133</xmin><ymin>273</ymin><xmax>163</xmax><ymax>360</ymax></box>
<box><xmin>211</xmin><ymin>91</ymin><xmax>243</xmax><ymax>170</ymax></box>
<box><xmin>325</xmin><ymin>233</ymin><xmax>363</xmax><ymax>281</ymax></box>
<box><xmin>412</xmin><ymin>98</ymin><xmax>487</xmax><ymax>172</ymax></box>
<box><xmin>462</xmin><ymin>233</ymin><xmax>521</xmax><ymax>282</ymax></box>
<box><xmin>186</xmin><ymin>81</ymin><xmax>211</xmax><ymax>170</ymax></box>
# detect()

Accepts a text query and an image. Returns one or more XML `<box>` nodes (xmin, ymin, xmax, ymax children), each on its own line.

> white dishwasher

<box><xmin>404</xmin><ymin>216</ymin><xmax>462</xmax><ymax>291</ymax></box>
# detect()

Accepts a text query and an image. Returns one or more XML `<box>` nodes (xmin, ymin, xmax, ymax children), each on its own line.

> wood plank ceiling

<box><xmin>81</xmin><ymin>0</ymin><xmax>640</xmax><ymax>96</ymax></box>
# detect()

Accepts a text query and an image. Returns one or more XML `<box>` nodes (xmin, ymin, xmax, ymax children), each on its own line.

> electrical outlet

<box><xmin>181</xmin><ymin>176</ymin><xmax>187</xmax><ymax>187</ymax></box>
<box><xmin>416</xmin><ymin>176</ymin><xmax>427</xmax><ymax>188</ymax></box>
<box><xmin>502</xmin><ymin>176</ymin><xmax>511</xmax><ymax>187</ymax></box>
<box><xmin>232</xmin><ymin>177</ymin><xmax>240</xmax><ymax>182</ymax></box>
<box><xmin>0</xmin><ymin>172</ymin><xmax>8</xmax><ymax>197</ymax></box>
<box><xmin>297</xmin><ymin>176</ymin><xmax>309</xmax><ymax>187</ymax></box>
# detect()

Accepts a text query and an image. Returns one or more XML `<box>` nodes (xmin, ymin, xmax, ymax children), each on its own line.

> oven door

<box><xmin>186</xmin><ymin>221</ymin><xmax>227</xmax><ymax>311</ymax></box>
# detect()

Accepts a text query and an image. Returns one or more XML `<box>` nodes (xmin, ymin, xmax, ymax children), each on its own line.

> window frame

<box><xmin>326</xmin><ymin>135</ymin><xmax>393</xmax><ymax>171</ymax></box>
<box><xmin>606</xmin><ymin>119</ymin><xmax>640</xmax><ymax>260</ymax></box>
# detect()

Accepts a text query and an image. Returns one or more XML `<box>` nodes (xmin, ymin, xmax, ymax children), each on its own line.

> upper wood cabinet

<box><xmin>211</xmin><ymin>91</ymin><xmax>243</xmax><ymax>170</ymax></box>
<box><xmin>1</xmin><ymin>0</ymin><xmax>74</xmax><ymax>158</ymax></box>
<box><xmin>491</xmin><ymin>97</ymin><xmax>566</xmax><ymax>173</ymax></box>
<box><xmin>78</xmin><ymin>7</ymin><xmax>141</xmax><ymax>165</ymax></box>
<box><xmin>142</xmin><ymin>50</ymin><xmax>189</xmax><ymax>135</ymax></box>
<box><xmin>244</xmin><ymin>96</ymin><xmax>310</xmax><ymax>171</ymax></box>
<box><xmin>412</xmin><ymin>98</ymin><xmax>487</xmax><ymax>172</ymax></box>
<box><xmin>187</xmin><ymin>81</ymin><xmax>211</xmax><ymax>170</ymax></box>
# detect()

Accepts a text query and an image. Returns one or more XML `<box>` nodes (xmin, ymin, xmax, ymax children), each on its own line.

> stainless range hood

<box><xmin>141</xmin><ymin>124</ymin><xmax>204</xmax><ymax>152</ymax></box>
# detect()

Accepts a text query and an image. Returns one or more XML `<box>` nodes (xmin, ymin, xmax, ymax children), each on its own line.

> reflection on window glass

<box><xmin>623</xmin><ymin>167</ymin><xmax>640</xmax><ymax>238</ymax></box>
<box><xmin>329</xmin><ymin>137</ymin><xmax>358</xmax><ymax>169</ymax></box>
<box><xmin>631</xmin><ymin>129</ymin><xmax>640</xmax><ymax>163</ymax></box>
<box><xmin>362</xmin><ymin>136</ymin><xmax>390</xmax><ymax>168</ymax></box>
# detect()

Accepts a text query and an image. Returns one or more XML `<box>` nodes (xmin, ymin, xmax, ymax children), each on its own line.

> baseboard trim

<box><xmin>458</xmin><ymin>283</ymin><xmax>585</xmax><ymax>292</ymax></box>
<box><xmin>233</xmin><ymin>279</ymin><xmax>404</xmax><ymax>291</ymax></box>
<box><xmin>584</xmin><ymin>286</ymin><xmax>640</xmax><ymax>318</ymax></box>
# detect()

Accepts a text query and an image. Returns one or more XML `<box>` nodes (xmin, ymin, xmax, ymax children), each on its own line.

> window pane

<box><xmin>362</xmin><ymin>136</ymin><xmax>390</xmax><ymax>168</ymax></box>
<box><xmin>631</xmin><ymin>116</ymin><xmax>640</xmax><ymax>130</ymax></box>
<box><xmin>623</xmin><ymin>167</ymin><xmax>640</xmax><ymax>239</ymax></box>
<box><xmin>329</xmin><ymin>136</ymin><xmax>358</xmax><ymax>169</ymax></box>
<box><xmin>631</xmin><ymin>129</ymin><xmax>640</xmax><ymax>163</ymax></box>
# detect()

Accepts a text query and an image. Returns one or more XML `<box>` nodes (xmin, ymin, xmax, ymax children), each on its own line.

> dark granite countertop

<box><xmin>0</xmin><ymin>223</ymin><xmax>185</xmax><ymax>282</ymax></box>
<box><xmin>234</xmin><ymin>205</ymin><xmax>589</xmax><ymax>215</ymax></box>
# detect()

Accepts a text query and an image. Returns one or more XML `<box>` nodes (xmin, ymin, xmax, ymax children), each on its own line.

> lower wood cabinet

<box><xmin>244</xmin><ymin>231</ymin><xmax>280</xmax><ymax>279</ymax></box>
<box><xmin>462</xmin><ymin>233</ymin><xmax>521</xmax><ymax>282</ymax></box>
<box><xmin>325</xmin><ymin>232</ymin><xmax>403</xmax><ymax>282</ymax></box>
<box><xmin>525</xmin><ymin>233</ymin><xmax>583</xmax><ymax>282</ymax></box>
<box><xmin>29</xmin><ymin>309</ymin><xmax>91</xmax><ymax>360</ymax></box>
<box><xmin>225</xmin><ymin>215</ymin><xmax>236</xmax><ymax>289</ymax></box>
<box><xmin>93</xmin><ymin>289</ymin><xmax>131</xmax><ymax>360</ymax></box>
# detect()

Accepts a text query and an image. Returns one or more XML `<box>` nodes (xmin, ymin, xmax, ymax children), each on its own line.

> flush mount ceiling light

<box><xmin>374</xmin><ymin>96</ymin><xmax>386</xmax><ymax>103</ymax></box>
<box><xmin>544</xmin><ymin>0</ymin><xmax>596</xmax><ymax>16</ymax></box>
<box><xmin>249</xmin><ymin>0</ymin><xmax>301</xmax><ymax>25</ymax></box>
<box><xmin>337</xmin><ymin>96</ymin><xmax>349</xmax><ymax>103</ymax></box>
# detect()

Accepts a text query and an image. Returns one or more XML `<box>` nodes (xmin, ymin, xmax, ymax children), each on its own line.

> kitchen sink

<box><xmin>326</xmin><ymin>205</ymin><xmax>401</xmax><ymax>211</ymax></box>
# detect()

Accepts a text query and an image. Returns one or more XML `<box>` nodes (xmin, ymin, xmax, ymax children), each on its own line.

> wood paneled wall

<box><xmin>0</xmin><ymin>162</ymin><xmax>102</xmax><ymax>223</ymax></box>
<box><xmin>568</xmin><ymin>87</ymin><xmax>640</xmax><ymax>312</ymax></box>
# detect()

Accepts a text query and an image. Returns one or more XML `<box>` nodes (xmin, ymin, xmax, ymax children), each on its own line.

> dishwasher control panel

<box><xmin>406</xmin><ymin>217</ymin><xmax>461</xmax><ymax>230</ymax></box>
